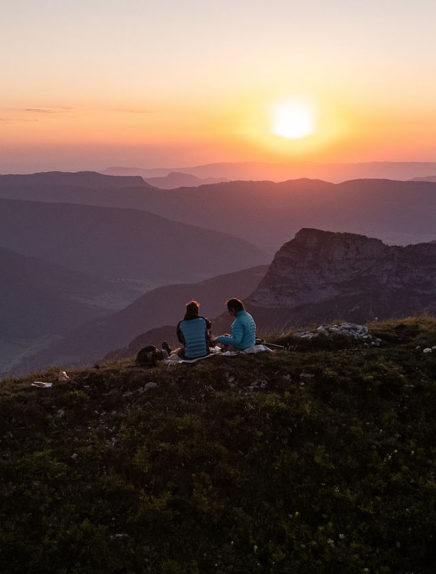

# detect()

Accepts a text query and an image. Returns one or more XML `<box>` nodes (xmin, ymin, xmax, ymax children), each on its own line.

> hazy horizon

<box><xmin>2</xmin><ymin>1</ymin><xmax>436</xmax><ymax>173</ymax></box>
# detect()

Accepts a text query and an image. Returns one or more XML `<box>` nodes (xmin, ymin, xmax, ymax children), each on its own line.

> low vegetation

<box><xmin>1</xmin><ymin>317</ymin><xmax>435</xmax><ymax>573</ymax></box>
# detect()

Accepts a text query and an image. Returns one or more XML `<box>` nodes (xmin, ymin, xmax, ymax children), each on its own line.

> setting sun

<box><xmin>272</xmin><ymin>101</ymin><xmax>315</xmax><ymax>139</ymax></box>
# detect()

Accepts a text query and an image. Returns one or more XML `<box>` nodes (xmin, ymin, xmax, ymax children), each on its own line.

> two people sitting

<box><xmin>164</xmin><ymin>297</ymin><xmax>256</xmax><ymax>360</ymax></box>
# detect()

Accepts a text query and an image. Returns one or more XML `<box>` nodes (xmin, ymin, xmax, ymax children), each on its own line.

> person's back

<box><xmin>233</xmin><ymin>309</ymin><xmax>256</xmax><ymax>349</ymax></box>
<box><xmin>178</xmin><ymin>316</ymin><xmax>210</xmax><ymax>359</ymax></box>
<box><xmin>176</xmin><ymin>300</ymin><xmax>211</xmax><ymax>359</ymax></box>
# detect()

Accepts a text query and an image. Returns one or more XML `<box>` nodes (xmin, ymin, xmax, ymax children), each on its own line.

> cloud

<box><xmin>126</xmin><ymin>109</ymin><xmax>154</xmax><ymax>114</ymax></box>
<box><xmin>25</xmin><ymin>108</ymin><xmax>53</xmax><ymax>114</ymax></box>
<box><xmin>24</xmin><ymin>107</ymin><xmax>74</xmax><ymax>114</ymax></box>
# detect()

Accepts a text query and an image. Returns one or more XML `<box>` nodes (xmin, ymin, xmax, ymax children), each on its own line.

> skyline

<box><xmin>2</xmin><ymin>0</ymin><xmax>436</xmax><ymax>173</ymax></box>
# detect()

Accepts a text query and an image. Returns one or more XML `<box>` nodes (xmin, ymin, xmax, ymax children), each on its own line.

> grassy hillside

<box><xmin>1</xmin><ymin>318</ymin><xmax>435</xmax><ymax>573</ymax></box>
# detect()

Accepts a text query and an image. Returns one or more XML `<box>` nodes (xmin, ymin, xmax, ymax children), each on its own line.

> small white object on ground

<box><xmin>243</xmin><ymin>344</ymin><xmax>272</xmax><ymax>354</ymax></box>
<box><xmin>31</xmin><ymin>381</ymin><xmax>53</xmax><ymax>388</ymax></box>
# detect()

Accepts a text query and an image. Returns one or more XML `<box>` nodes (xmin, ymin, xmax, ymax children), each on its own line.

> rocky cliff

<box><xmin>247</xmin><ymin>228</ymin><xmax>436</xmax><ymax>329</ymax></box>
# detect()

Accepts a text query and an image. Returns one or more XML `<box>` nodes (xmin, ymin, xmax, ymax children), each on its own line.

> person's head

<box><xmin>184</xmin><ymin>300</ymin><xmax>200</xmax><ymax>320</ymax></box>
<box><xmin>226</xmin><ymin>298</ymin><xmax>245</xmax><ymax>316</ymax></box>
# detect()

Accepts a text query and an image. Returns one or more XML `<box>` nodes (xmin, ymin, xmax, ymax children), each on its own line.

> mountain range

<box><xmin>2</xmin><ymin>172</ymin><xmax>436</xmax><ymax>252</ymax></box>
<box><xmin>104</xmin><ymin>160</ymin><xmax>436</xmax><ymax>182</ymax></box>
<box><xmin>127</xmin><ymin>178</ymin><xmax>436</xmax><ymax>252</ymax></box>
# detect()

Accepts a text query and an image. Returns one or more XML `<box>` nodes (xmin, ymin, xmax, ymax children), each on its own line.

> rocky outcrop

<box><xmin>247</xmin><ymin>228</ymin><xmax>436</xmax><ymax>329</ymax></box>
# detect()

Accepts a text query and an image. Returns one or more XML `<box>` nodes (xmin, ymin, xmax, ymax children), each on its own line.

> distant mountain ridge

<box><xmin>412</xmin><ymin>175</ymin><xmax>436</xmax><ymax>182</ymax></box>
<box><xmin>144</xmin><ymin>171</ymin><xmax>227</xmax><ymax>189</ymax></box>
<box><xmin>119</xmin><ymin>177</ymin><xmax>436</xmax><ymax>251</ymax></box>
<box><xmin>0</xmin><ymin>170</ymin><xmax>147</xmax><ymax>187</ymax></box>
<box><xmin>104</xmin><ymin>161</ymin><xmax>436</xmax><ymax>182</ymax></box>
<box><xmin>2</xmin><ymin>171</ymin><xmax>436</xmax><ymax>252</ymax></box>
<box><xmin>247</xmin><ymin>228</ymin><xmax>436</xmax><ymax>330</ymax></box>
<box><xmin>0</xmin><ymin>170</ymin><xmax>152</xmax><ymax>208</ymax></box>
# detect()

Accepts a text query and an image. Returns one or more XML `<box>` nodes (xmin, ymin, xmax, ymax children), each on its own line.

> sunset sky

<box><xmin>1</xmin><ymin>0</ymin><xmax>436</xmax><ymax>172</ymax></box>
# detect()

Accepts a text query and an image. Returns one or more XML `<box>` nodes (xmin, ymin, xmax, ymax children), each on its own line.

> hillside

<box><xmin>0</xmin><ymin>247</ymin><xmax>125</xmax><ymax>377</ymax></box>
<box><xmin>0</xmin><ymin>246</ymin><xmax>115</xmax><ymax>336</ymax></box>
<box><xmin>1</xmin><ymin>317</ymin><xmax>435</xmax><ymax>573</ymax></box>
<box><xmin>0</xmin><ymin>197</ymin><xmax>267</xmax><ymax>286</ymax></box>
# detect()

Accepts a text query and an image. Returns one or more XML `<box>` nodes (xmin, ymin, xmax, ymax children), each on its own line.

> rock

<box><xmin>247</xmin><ymin>229</ymin><xmax>436</xmax><ymax>329</ymax></box>
<box><xmin>294</xmin><ymin>322</ymin><xmax>378</xmax><ymax>344</ymax></box>
<box><xmin>144</xmin><ymin>382</ymin><xmax>158</xmax><ymax>391</ymax></box>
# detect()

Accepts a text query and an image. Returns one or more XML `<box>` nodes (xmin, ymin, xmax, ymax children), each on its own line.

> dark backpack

<box><xmin>135</xmin><ymin>345</ymin><xmax>162</xmax><ymax>367</ymax></box>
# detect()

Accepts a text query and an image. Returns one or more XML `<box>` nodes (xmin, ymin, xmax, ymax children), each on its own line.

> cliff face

<box><xmin>247</xmin><ymin>228</ymin><xmax>436</xmax><ymax>329</ymax></box>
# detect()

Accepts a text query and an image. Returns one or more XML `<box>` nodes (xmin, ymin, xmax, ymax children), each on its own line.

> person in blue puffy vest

<box><xmin>215</xmin><ymin>298</ymin><xmax>256</xmax><ymax>351</ymax></box>
<box><xmin>175</xmin><ymin>300</ymin><xmax>211</xmax><ymax>359</ymax></box>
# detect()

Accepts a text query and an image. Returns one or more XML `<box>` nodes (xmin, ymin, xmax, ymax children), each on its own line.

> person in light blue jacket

<box><xmin>215</xmin><ymin>298</ymin><xmax>256</xmax><ymax>351</ymax></box>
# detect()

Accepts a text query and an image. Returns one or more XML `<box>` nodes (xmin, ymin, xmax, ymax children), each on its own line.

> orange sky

<box><xmin>1</xmin><ymin>0</ymin><xmax>436</xmax><ymax>172</ymax></box>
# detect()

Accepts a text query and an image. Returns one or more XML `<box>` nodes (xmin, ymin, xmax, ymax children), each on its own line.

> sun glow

<box><xmin>272</xmin><ymin>101</ymin><xmax>315</xmax><ymax>139</ymax></box>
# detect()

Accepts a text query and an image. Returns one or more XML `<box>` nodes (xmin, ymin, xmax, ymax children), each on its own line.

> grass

<box><xmin>0</xmin><ymin>317</ymin><xmax>435</xmax><ymax>573</ymax></box>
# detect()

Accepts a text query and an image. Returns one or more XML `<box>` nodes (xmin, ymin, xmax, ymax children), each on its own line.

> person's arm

<box><xmin>217</xmin><ymin>320</ymin><xmax>244</xmax><ymax>347</ymax></box>
<box><xmin>177</xmin><ymin>322</ymin><xmax>185</xmax><ymax>345</ymax></box>
<box><xmin>204</xmin><ymin>318</ymin><xmax>212</xmax><ymax>345</ymax></box>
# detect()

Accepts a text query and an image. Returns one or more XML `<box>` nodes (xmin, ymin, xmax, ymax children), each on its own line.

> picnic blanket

<box><xmin>165</xmin><ymin>344</ymin><xmax>272</xmax><ymax>365</ymax></box>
